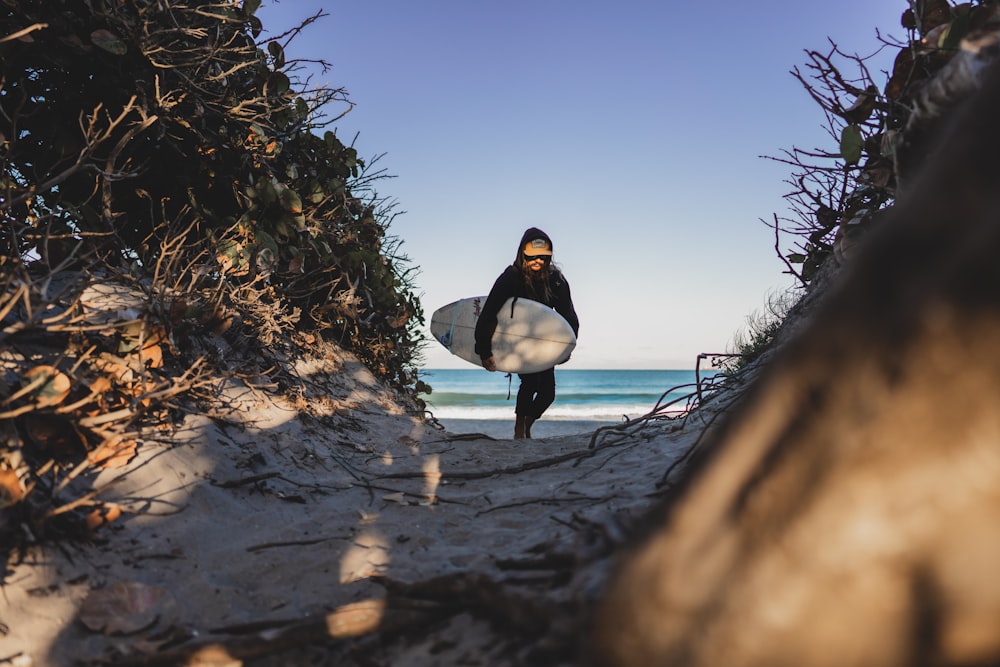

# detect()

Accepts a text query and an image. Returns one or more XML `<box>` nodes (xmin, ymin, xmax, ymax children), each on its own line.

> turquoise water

<box><xmin>419</xmin><ymin>369</ymin><xmax>707</xmax><ymax>423</ymax></box>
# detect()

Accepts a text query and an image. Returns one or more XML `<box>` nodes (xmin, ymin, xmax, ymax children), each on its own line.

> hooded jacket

<box><xmin>473</xmin><ymin>228</ymin><xmax>580</xmax><ymax>361</ymax></box>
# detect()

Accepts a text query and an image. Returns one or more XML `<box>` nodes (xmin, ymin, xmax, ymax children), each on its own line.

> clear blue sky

<box><xmin>258</xmin><ymin>1</ymin><xmax>905</xmax><ymax>369</ymax></box>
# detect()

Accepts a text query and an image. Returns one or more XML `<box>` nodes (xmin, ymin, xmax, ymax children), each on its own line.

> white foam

<box><xmin>429</xmin><ymin>402</ymin><xmax>686</xmax><ymax>422</ymax></box>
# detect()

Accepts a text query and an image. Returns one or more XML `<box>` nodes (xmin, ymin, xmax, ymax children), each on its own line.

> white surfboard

<box><xmin>430</xmin><ymin>296</ymin><xmax>576</xmax><ymax>373</ymax></box>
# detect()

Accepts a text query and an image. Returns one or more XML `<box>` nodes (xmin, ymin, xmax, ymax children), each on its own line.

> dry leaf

<box><xmin>118</xmin><ymin>322</ymin><xmax>167</xmax><ymax>353</ymax></box>
<box><xmin>131</xmin><ymin>380</ymin><xmax>161</xmax><ymax>406</ymax></box>
<box><xmin>139</xmin><ymin>343</ymin><xmax>163</xmax><ymax>369</ymax></box>
<box><xmin>0</xmin><ymin>469</ymin><xmax>25</xmax><ymax>508</ymax></box>
<box><xmin>86</xmin><ymin>502</ymin><xmax>122</xmax><ymax>530</ymax></box>
<box><xmin>94</xmin><ymin>353</ymin><xmax>135</xmax><ymax>383</ymax></box>
<box><xmin>90</xmin><ymin>376</ymin><xmax>113</xmax><ymax>394</ymax></box>
<box><xmin>21</xmin><ymin>365</ymin><xmax>71</xmax><ymax>407</ymax></box>
<box><xmin>186</xmin><ymin>646</ymin><xmax>243</xmax><ymax>667</ymax></box>
<box><xmin>88</xmin><ymin>439</ymin><xmax>137</xmax><ymax>469</ymax></box>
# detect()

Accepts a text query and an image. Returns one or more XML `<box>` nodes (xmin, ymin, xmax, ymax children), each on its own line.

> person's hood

<box><xmin>516</xmin><ymin>227</ymin><xmax>553</xmax><ymax>263</ymax></box>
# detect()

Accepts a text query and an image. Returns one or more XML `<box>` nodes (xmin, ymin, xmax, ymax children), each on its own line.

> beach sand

<box><xmin>2</xmin><ymin>344</ymin><xmax>719</xmax><ymax>666</ymax></box>
<box><xmin>435</xmin><ymin>417</ymin><xmax>622</xmax><ymax>440</ymax></box>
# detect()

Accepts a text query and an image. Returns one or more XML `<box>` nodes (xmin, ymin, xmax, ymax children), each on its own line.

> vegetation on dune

<box><xmin>727</xmin><ymin>0</ymin><xmax>999</xmax><ymax>371</ymax></box>
<box><xmin>0</xmin><ymin>1</ymin><xmax>425</xmax><ymax>547</ymax></box>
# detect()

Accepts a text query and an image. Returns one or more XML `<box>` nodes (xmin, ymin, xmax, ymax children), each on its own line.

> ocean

<box><xmin>418</xmin><ymin>368</ymin><xmax>713</xmax><ymax>439</ymax></box>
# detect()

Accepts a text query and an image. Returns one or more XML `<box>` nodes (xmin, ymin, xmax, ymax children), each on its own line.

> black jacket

<box><xmin>474</xmin><ymin>264</ymin><xmax>579</xmax><ymax>360</ymax></box>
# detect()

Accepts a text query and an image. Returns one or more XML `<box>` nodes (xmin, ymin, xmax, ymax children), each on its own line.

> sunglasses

<box><xmin>523</xmin><ymin>253</ymin><xmax>551</xmax><ymax>263</ymax></box>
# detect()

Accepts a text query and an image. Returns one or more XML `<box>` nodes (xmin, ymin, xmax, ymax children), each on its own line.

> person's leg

<box><xmin>524</xmin><ymin>415</ymin><xmax>535</xmax><ymax>438</ymax></box>
<box><xmin>516</xmin><ymin>369</ymin><xmax>556</xmax><ymax>438</ymax></box>
<box><xmin>514</xmin><ymin>414</ymin><xmax>527</xmax><ymax>439</ymax></box>
<box><xmin>515</xmin><ymin>372</ymin><xmax>544</xmax><ymax>439</ymax></box>
<box><xmin>531</xmin><ymin>368</ymin><xmax>556</xmax><ymax>419</ymax></box>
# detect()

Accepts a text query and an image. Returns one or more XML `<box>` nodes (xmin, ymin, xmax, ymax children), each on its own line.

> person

<box><xmin>474</xmin><ymin>228</ymin><xmax>579</xmax><ymax>439</ymax></box>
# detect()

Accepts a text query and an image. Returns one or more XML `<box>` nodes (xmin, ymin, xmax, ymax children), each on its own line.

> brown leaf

<box><xmin>21</xmin><ymin>365</ymin><xmax>71</xmax><ymax>407</ymax></box>
<box><xmin>842</xmin><ymin>85</ymin><xmax>879</xmax><ymax>124</ymax></box>
<box><xmin>88</xmin><ymin>439</ymin><xmax>137</xmax><ymax>469</ymax></box>
<box><xmin>139</xmin><ymin>343</ymin><xmax>164</xmax><ymax>369</ymax></box>
<box><xmin>94</xmin><ymin>353</ymin><xmax>135</xmax><ymax>383</ymax></box>
<box><xmin>885</xmin><ymin>48</ymin><xmax>915</xmax><ymax>101</ymax></box>
<box><xmin>119</xmin><ymin>322</ymin><xmax>167</xmax><ymax>353</ymax></box>
<box><xmin>86</xmin><ymin>502</ymin><xmax>122</xmax><ymax>530</ymax></box>
<box><xmin>0</xmin><ymin>469</ymin><xmax>25</xmax><ymax>508</ymax></box>
<box><xmin>90</xmin><ymin>376</ymin><xmax>113</xmax><ymax>394</ymax></box>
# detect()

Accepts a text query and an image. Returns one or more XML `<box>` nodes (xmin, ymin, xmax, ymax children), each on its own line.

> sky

<box><xmin>256</xmin><ymin>0</ymin><xmax>906</xmax><ymax>370</ymax></box>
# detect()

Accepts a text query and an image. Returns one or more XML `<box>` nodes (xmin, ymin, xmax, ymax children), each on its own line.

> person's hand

<box><xmin>482</xmin><ymin>356</ymin><xmax>497</xmax><ymax>372</ymax></box>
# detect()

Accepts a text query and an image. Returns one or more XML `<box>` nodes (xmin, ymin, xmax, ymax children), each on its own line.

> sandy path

<box><xmin>2</xmin><ymin>352</ymin><xmax>716</xmax><ymax>667</ymax></box>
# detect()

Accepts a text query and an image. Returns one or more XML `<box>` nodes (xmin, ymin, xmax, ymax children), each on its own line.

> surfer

<box><xmin>475</xmin><ymin>228</ymin><xmax>580</xmax><ymax>439</ymax></box>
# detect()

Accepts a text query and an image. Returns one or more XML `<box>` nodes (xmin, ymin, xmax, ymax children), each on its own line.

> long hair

<box><xmin>516</xmin><ymin>254</ymin><xmax>557</xmax><ymax>304</ymax></box>
<box><xmin>514</xmin><ymin>227</ymin><xmax>558</xmax><ymax>303</ymax></box>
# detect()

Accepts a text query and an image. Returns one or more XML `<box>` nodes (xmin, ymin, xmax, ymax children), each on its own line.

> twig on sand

<box><xmin>475</xmin><ymin>493</ymin><xmax>614</xmax><ymax>516</ymax></box>
<box><xmin>245</xmin><ymin>535</ymin><xmax>350</xmax><ymax>553</ymax></box>
<box><xmin>110</xmin><ymin>571</ymin><xmax>573</xmax><ymax>667</ymax></box>
<box><xmin>374</xmin><ymin>448</ymin><xmax>602</xmax><ymax>481</ymax></box>
<box><xmin>211</xmin><ymin>472</ymin><xmax>282</xmax><ymax>488</ymax></box>
<box><xmin>424</xmin><ymin>432</ymin><xmax>499</xmax><ymax>443</ymax></box>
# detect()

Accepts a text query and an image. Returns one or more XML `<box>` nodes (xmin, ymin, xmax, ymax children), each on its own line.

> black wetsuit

<box><xmin>474</xmin><ymin>263</ymin><xmax>579</xmax><ymax>420</ymax></box>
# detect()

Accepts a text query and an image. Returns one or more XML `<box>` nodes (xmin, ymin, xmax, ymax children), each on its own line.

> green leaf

<box><xmin>255</xmin><ymin>230</ymin><xmax>279</xmax><ymax>257</ymax></box>
<box><xmin>259</xmin><ymin>179</ymin><xmax>277</xmax><ymax>205</ymax></box>
<box><xmin>275</xmin><ymin>219</ymin><xmax>292</xmax><ymax>241</ymax></box>
<box><xmin>267</xmin><ymin>41</ymin><xmax>285</xmax><ymax>69</ymax></box>
<box><xmin>942</xmin><ymin>11</ymin><xmax>972</xmax><ymax>51</ymax></box>
<box><xmin>217</xmin><ymin>239</ymin><xmax>248</xmax><ymax>272</ymax></box>
<box><xmin>787</xmin><ymin>253</ymin><xmax>806</xmax><ymax>264</ymax></box>
<box><xmin>243</xmin><ymin>0</ymin><xmax>262</xmax><ymax>16</ymax></box>
<box><xmin>310</xmin><ymin>238</ymin><xmax>333</xmax><ymax>259</ymax></box>
<box><xmin>324</xmin><ymin>131</ymin><xmax>345</xmax><ymax>151</ymax></box>
<box><xmin>840</xmin><ymin>125</ymin><xmax>864</xmax><ymax>166</ymax></box>
<box><xmin>284</xmin><ymin>212</ymin><xmax>307</xmax><ymax>232</ymax></box>
<box><xmin>267</xmin><ymin>72</ymin><xmax>291</xmax><ymax>96</ymax></box>
<box><xmin>307</xmin><ymin>181</ymin><xmax>326</xmax><ymax>204</ymax></box>
<box><xmin>279</xmin><ymin>187</ymin><xmax>302</xmax><ymax>214</ymax></box>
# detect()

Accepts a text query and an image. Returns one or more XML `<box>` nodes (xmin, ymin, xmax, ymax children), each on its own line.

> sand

<box><xmin>1</xmin><ymin>345</ymin><xmax>721</xmax><ymax>667</ymax></box>
<box><xmin>433</xmin><ymin>418</ymin><xmax>622</xmax><ymax>440</ymax></box>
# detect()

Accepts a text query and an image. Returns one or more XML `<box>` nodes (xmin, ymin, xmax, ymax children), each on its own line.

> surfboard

<box><xmin>430</xmin><ymin>296</ymin><xmax>576</xmax><ymax>373</ymax></box>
